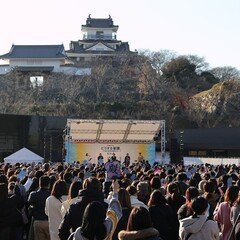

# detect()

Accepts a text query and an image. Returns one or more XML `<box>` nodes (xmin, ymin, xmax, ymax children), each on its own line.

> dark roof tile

<box><xmin>82</xmin><ymin>15</ymin><xmax>118</xmax><ymax>28</ymax></box>
<box><xmin>0</xmin><ymin>45</ymin><xmax>66</xmax><ymax>59</ymax></box>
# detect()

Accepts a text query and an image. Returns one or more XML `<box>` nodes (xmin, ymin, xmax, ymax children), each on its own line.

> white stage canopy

<box><xmin>66</xmin><ymin>119</ymin><xmax>165</xmax><ymax>144</ymax></box>
<box><xmin>4</xmin><ymin>147</ymin><xmax>44</xmax><ymax>164</ymax></box>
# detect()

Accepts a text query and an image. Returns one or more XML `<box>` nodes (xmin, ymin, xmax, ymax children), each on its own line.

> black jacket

<box><xmin>0</xmin><ymin>194</ymin><xmax>23</xmax><ymax>228</ymax></box>
<box><xmin>28</xmin><ymin>188</ymin><xmax>50</xmax><ymax>220</ymax></box>
<box><xmin>149</xmin><ymin>205</ymin><xmax>179</xmax><ymax>240</ymax></box>
<box><xmin>59</xmin><ymin>188</ymin><xmax>108</xmax><ymax>240</ymax></box>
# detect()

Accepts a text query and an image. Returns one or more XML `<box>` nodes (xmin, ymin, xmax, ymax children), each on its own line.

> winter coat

<box><xmin>59</xmin><ymin>188</ymin><xmax>108</xmax><ymax>240</ymax></box>
<box><xmin>214</xmin><ymin>202</ymin><xmax>233</xmax><ymax>240</ymax></box>
<box><xmin>72</xmin><ymin>194</ymin><xmax>122</xmax><ymax>240</ymax></box>
<box><xmin>166</xmin><ymin>195</ymin><xmax>185</xmax><ymax>214</ymax></box>
<box><xmin>179</xmin><ymin>215</ymin><xmax>219</xmax><ymax>240</ymax></box>
<box><xmin>149</xmin><ymin>204</ymin><xmax>179</xmax><ymax>240</ymax></box>
<box><xmin>0</xmin><ymin>194</ymin><xmax>24</xmax><ymax>240</ymax></box>
<box><xmin>28</xmin><ymin>188</ymin><xmax>50</xmax><ymax>220</ymax></box>
<box><xmin>45</xmin><ymin>195</ymin><xmax>68</xmax><ymax>240</ymax></box>
<box><xmin>118</xmin><ymin>227</ymin><xmax>159</xmax><ymax>240</ymax></box>
<box><xmin>0</xmin><ymin>194</ymin><xmax>23</xmax><ymax>228</ymax></box>
<box><xmin>230</xmin><ymin>204</ymin><xmax>240</xmax><ymax>225</ymax></box>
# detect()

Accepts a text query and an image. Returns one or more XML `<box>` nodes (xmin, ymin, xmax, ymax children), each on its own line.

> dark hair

<box><xmin>35</xmin><ymin>170</ymin><xmax>44</xmax><ymax>179</ymax></box>
<box><xmin>28</xmin><ymin>177</ymin><xmax>39</xmax><ymax>192</ymax></box>
<box><xmin>191</xmin><ymin>197</ymin><xmax>208</xmax><ymax>215</ymax></box>
<box><xmin>185</xmin><ymin>187</ymin><xmax>199</xmax><ymax>204</ymax></box>
<box><xmin>57</xmin><ymin>165</ymin><xmax>64</xmax><ymax>173</ymax></box>
<box><xmin>9</xmin><ymin>175</ymin><xmax>18</xmax><ymax>183</ymax></box>
<box><xmin>204</xmin><ymin>181</ymin><xmax>215</xmax><ymax>194</ymax></box>
<box><xmin>69</xmin><ymin>181</ymin><xmax>82</xmax><ymax>199</ymax></box>
<box><xmin>177</xmin><ymin>173</ymin><xmax>187</xmax><ymax>182</ymax></box>
<box><xmin>0</xmin><ymin>174</ymin><xmax>8</xmax><ymax>185</ymax></box>
<box><xmin>224</xmin><ymin>186</ymin><xmax>239</xmax><ymax>207</ymax></box>
<box><xmin>81</xmin><ymin>201</ymin><xmax>107</xmax><ymax>240</ymax></box>
<box><xmin>51</xmin><ymin>180</ymin><xmax>68</xmax><ymax>200</ymax></box>
<box><xmin>127</xmin><ymin>185</ymin><xmax>137</xmax><ymax>196</ymax></box>
<box><xmin>127</xmin><ymin>207</ymin><xmax>152</xmax><ymax>231</ymax></box>
<box><xmin>39</xmin><ymin>176</ymin><xmax>50</xmax><ymax>188</ymax></box>
<box><xmin>150</xmin><ymin>176</ymin><xmax>161</xmax><ymax>190</ymax></box>
<box><xmin>64</xmin><ymin>172</ymin><xmax>72</xmax><ymax>183</ymax></box>
<box><xmin>188</xmin><ymin>178</ymin><xmax>198</xmax><ymax>188</ymax></box>
<box><xmin>0</xmin><ymin>183</ymin><xmax>8</xmax><ymax>201</ymax></box>
<box><xmin>148</xmin><ymin>190</ymin><xmax>167</xmax><ymax>207</ymax></box>
<box><xmin>118</xmin><ymin>188</ymin><xmax>131</xmax><ymax>209</ymax></box>
<box><xmin>86</xmin><ymin>177</ymin><xmax>101</xmax><ymax>192</ymax></box>
<box><xmin>78</xmin><ymin>171</ymin><xmax>85</xmax><ymax>181</ymax></box>
<box><xmin>167</xmin><ymin>182</ymin><xmax>180</xmax><ymax>201</ymax></box>
<box><xmin>49</xmin><ymin>175</ymin><xmax>56</xmax><ymax>191</ymax></box>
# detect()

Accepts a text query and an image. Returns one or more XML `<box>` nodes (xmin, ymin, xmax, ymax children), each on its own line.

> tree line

<box><xmin>0</xmin><ymin>50</ymin><xmax>239</xmax><ymax>135</ymax></box>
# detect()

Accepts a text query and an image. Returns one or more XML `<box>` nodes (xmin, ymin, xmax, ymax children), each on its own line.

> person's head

<box><xmin>185</xmin><ymin>187</ymin><xmax>199</xmax><ymax>204</ymax></box>
<box><xmin>167</xmin><ymin>182</ymin><xmax>179</xmax><ymax>196</ymax></box>
<box><xmin>203</xmin><ymin>181</ymin><xmax>215</xmax><ymax>194</ymax></box>
<box><xmin>148</xmin><ymin>190</ymin><xmax>167</xmax><ymax>207</ymax></box>
<box><xmin>81</xmin><ymin>201</ymin><xmax>107</xmax><ymax>240</ymax></box>
<box><xmin>35</xmin><ymin>170</ymin><xmax>44</xmax><ymax>179</ymax></box>
<box><xmin>137</xmin><ymin>181</ymin><xmax>150</xmax><ymax>195</ymax></box>
<box><xmin>150</xmin><ymin>176</ymin><xmax>161</xmax><ymax>190</ymax></box>
<box><xmin>63</xmin><ymin>172</ymin><xmax>72</xmax><ymax>183</ymax></box>
<box><xmin>191</xmin><ymin>197</ymin><xmax>208</xmax><ymax>215</ymax></box>
<box><xmin>86</xmin><ymin>177</ymin><xmax>101</xmax><ymax>192</ymax></box>
<box><xmin>127</xmin><ymin>207</ymin><xmax>152</xmax><ymax>231</ymax></box>
<box><xmin>0</xmin><ymin>183</ymin><xmax>8</xmax><ymax>201</ymax></box>
<box><xmin>49</xmin><ymin>175</ymin><xmax>56</xmax><ymax>191</ymax></box>
<box><xmin>39</xmin><ymin>176</ymin><xmax>50</xmax><ymax>189</ymax></box>
<box><xmin>118</xmin><ymin>188</ymin><xmax>131</xmax><ymax>209</ymax></box>
<box><xmin>127</xmin><ymin>185</ymin><xmax>137</xmax><ymax>196</ymax></box>
<box><xmin>68</xmin><ymin>181</ymin><xmax>82</xmax><ymax>199</ymax></box>
<box><xmin>198</xmin><ymin>180</ymin><xmax>207</xmax><ymax>194</ymax></box>
<box><xmin>224</xmin><ymin>186</ymin><xmax>239</xmax><ymax>207</ymax></box>
<box><xmin>51</xmin><ymin>180</ymin><xmax>68</xmax><ymax>200</ymax></box>
<box><xmin>43</xmin><ymin>163</ymin><xmax>50</xmax><ymax>172</ymax></box>
<box><xmin>177</xmin><ymin>173</ymin><xmax>187</xmax><ymax>182</ymax></box>
<box><xmin>0</xmin><ymin>174</ymin><xmax>8</xmax><ymax>185</ymax></box>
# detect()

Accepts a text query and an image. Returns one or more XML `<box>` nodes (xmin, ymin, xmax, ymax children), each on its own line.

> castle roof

<box><xmin>82</xmin><ymin>15</ymin><xmax>118</xmax><ymax>29</ymax></box>
<box><xmin>0</xmin><ymin>44</ymin><xmax>66</xmax><ymax>59</ymax></box>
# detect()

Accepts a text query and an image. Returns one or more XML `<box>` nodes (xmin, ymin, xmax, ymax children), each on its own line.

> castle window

<box><xmin>96</xmin><ymin>31</ymin><xmax>104</xmax><ymax>39</ymax></box>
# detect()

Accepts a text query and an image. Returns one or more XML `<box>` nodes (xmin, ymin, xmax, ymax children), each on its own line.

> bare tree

<box><xmin>210</xmin><ymin>66</ymin><xmax>240</xmax><ymax>82</ymax></box>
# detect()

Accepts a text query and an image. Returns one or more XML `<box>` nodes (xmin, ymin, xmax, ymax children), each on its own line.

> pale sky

<box><xmin>0</xmin><ymin>0</ymin><xmax>240</xmax><ymax>69</ymax></box>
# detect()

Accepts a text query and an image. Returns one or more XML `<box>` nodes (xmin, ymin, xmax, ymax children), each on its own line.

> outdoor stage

<box><xmin>64</xmin><ymin>119</ymin><xmax>165</xmax><ymax>165</ymax></box>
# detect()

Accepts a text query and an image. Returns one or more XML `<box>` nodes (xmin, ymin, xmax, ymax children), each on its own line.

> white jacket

<box><xmin>45</xmin><ymin>195</ymin><xmax>68</xmax><ymax>240</ymax></box>
<box><xmin>179</xmin><ymin>215</ymin><xmax>219</xmax><ymax>240</ymax></box>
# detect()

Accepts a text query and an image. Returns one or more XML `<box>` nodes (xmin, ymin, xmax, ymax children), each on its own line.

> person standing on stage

<box><xmin>97</xmin><ymin>153</ymin><xmax>104</xmax><ymax>166</ymax></box>
<box><xmin>83</xmin><ymin>153</ymin><xmax>91</xmax><ymax>167</ymax></box>
<box><xmin>111</xmin><ymin>153</ymin><xmax>117</xmax><ymax>162</ymax></box>
<box><xmin>123</xmin><ymin>153</ymin><xmax>131</xmax><ymax>167</ymax></box>
<box><xmin>137</xmin><ymin>152</ymin><xmax>144</xmax><ymax>163</ymax></box>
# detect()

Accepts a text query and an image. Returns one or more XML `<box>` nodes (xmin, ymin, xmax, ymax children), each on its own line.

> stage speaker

<box><xmin>170</xmin><ymin>138</ymin><xmax>181</xmax><ymax>163</ymax></box>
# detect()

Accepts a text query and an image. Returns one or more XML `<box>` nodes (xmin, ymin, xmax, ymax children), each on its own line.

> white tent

<box><xmin>4</xmin><ymin>147</ymin><xmax>44</xmax><ymax>164</ymax></box>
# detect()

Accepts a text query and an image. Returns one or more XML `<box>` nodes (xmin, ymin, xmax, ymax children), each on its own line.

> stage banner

<box><xmin>65</xmin><ymin>142</ymin><xmax>156</xmax><ymax>165</ymax></box>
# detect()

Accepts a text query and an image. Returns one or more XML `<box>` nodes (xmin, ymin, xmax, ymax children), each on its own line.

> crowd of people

<box><xmin>1</xmin><ymin>154</ymin><xmax>240</xmax><ymax>240</ymax></box>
